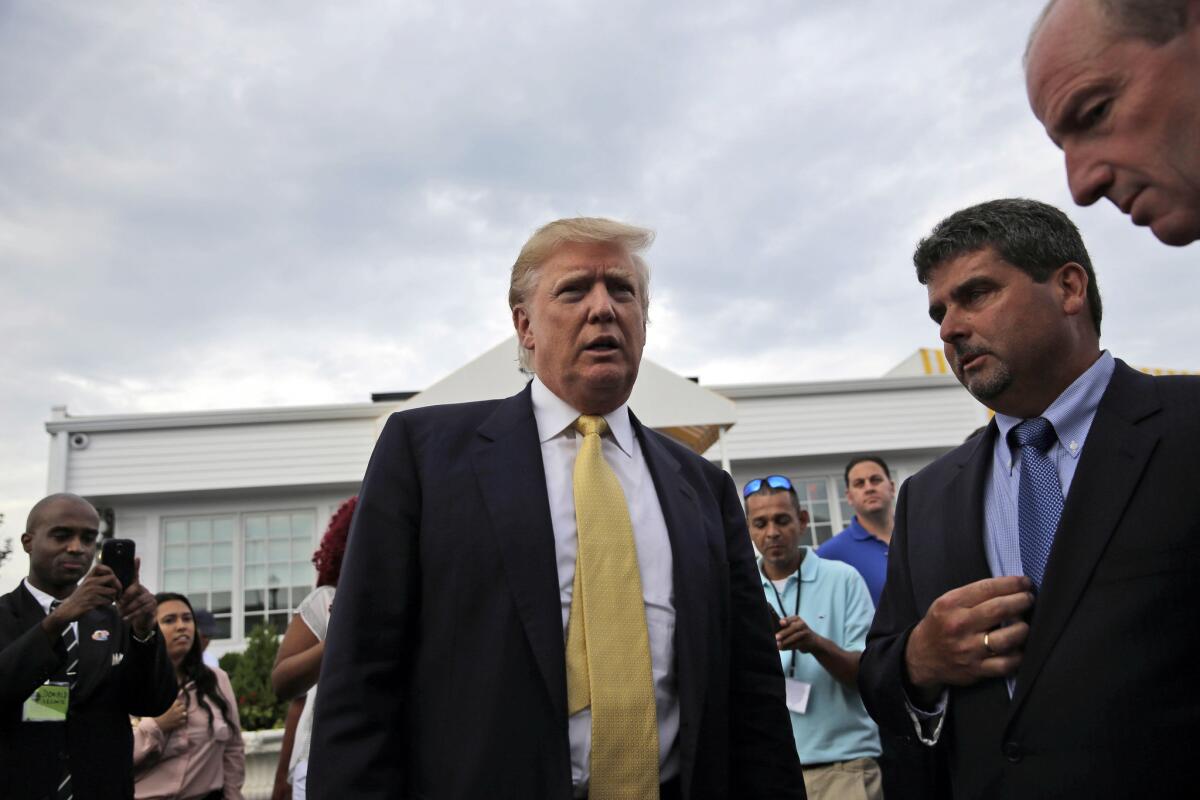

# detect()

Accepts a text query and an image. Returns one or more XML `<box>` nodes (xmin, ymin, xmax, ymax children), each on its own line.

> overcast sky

<box><xmin>2</xmin><ymin>1</ymin><xmax>1195</xmax><ymax>585</ymax></box>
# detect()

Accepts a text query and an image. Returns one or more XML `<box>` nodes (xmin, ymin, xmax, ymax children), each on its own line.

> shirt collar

<box><xmin>23</xmin><ymin>578</ymin><xmax>58</xmax><ymax>616</ymax></box>
<box><xmin>847</xmin><ymin>516</ymin><xmax>873</xmax><ymax>541</ymax></box>
<box><xmin>757</xmin><ymin>547</ymin><xmax>818</xmax><ymax>587</ymax></box>
<box><xmin>995</xmin><ymin>350</ymin><xmax>1115</xmax><ymax>464</ymax></box>
<box><xmin>530</xmin><ymin>376</ymin><xmax>634</xmax><ymax>458</ymax></box>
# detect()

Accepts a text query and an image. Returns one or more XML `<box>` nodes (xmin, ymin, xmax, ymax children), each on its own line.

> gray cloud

<box><xmin>2</xmin><ymin>0</ymin><xmax>1197</xmax><ymax>588</ymax></box>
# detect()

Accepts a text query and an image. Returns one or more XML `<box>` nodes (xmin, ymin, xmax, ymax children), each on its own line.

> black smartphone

<box><xmin>100</xmin><ymin>539</ymin><xmax>136</xmax><ymax>591</ymax></box>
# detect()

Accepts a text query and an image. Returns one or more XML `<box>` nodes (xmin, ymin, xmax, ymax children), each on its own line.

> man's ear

<box><xmin>1055</xmin><ymin>262</ymin><xmax>1089</xmax><ymax>317</ymax></box>
<box><xmin>797</xmin><ymin>508</ymin><xmax>811</xmax><ymax>525</ymax></box>
<box><xmin>20</xmin><ymin>531</ymin><xmax>33</xmax><ymax>554</ymax></box>
<box><xmin>513</xmin><ymin>306</ymin><xmax>535</xmax><ymax>351</ymax></box>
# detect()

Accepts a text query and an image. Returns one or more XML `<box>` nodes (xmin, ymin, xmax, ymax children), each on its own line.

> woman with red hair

<box><xmin>270</xmin><ymin>496</ymin><xmax>355</xmax><ymax>800</ymax></box>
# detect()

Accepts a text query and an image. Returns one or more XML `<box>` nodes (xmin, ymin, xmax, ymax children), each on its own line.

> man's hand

<box><xmin>776</xmin><ymin>616</ymin><xmax>820</xmax><ymax>653</ymax></box>
<box><xmin>117</xmin><ymin>557</ymin><xmax>158</xmax><ymax>638</ymax></box>
<box><xmin>905</xmin><ymin>575</ymin><xmax>1034</xmax><ymax>704</ymax></box>
<box><xmin>41</xmin><ymin>564</ymin><xmax>121</xmax><ymax>638</ymax></box>
<box><xmin>777</xmin><ymin>614</ymin><xmax>863</xmax><ymax>687</ymax></box>
<box><xmin>153</xmin><ymin>700</ymin><xmax>187</xmax><ymax>734</ymax></box>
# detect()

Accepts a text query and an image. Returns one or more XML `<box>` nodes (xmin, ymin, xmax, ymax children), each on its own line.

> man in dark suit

<box><xmin>309</xmin><ymin>217</ymin><xmax>803</xmax><ymax>799</ymax></box>
<box><xmin>859</xmin><ymin>198</ymin><xmax>1200</xmax><ymax>798</ymax></box>
<box><xmin>0</xmin><ymin>493</ymin><xmax>177</xmax><ymax>800</ymax></box>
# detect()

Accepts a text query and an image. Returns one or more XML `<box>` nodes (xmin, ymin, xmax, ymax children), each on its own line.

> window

<box><xmin>161</xmin><ymin>510</ymin><xmax>317</xmax><ymax>640</ymax></box>
<box><xmin>792</xmin><ymin>477</ymin><xmax>837</xmax><ymax>547</ymax></box>
<box><xmin>162</xmin><ymin>517</ymin><xmax>236</xmax><ymax>639</ymax></box>
<box><xmin>242</xmin><ymin>511</ymin><xmax>315</xmax><ymax>637</ymax></box>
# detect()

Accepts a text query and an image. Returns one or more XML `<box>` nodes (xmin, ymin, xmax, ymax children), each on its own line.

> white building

<box><xmin>44</xmin><ymin>340</ymin><xmax>991</xmax><ymax>654</ymax></box>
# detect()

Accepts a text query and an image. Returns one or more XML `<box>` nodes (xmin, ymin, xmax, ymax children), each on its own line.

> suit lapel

<box><xmin>1008</xmin><ymin>362</ymin><xmax>1160</xmax><ymax>718</ymax></box>
<box><xmin>10</xmin><ymin>584</ymin><xmax>110</xmax><ymax>704</ymax></box>
<box><xmin>940</xmin><ymin>426</ymin><xmax>994</xmax><ymax>593</ymax></box>
<box><xmin>633</xmin><ymin>416</ymin><xmax>710</xmax><ymax>770</ymax></box>
<box><xmin>72</xmin><ymin>609</ymin><xmax>112</xmax><ymax>703</ymax></box>
<box><xmin>471</xmin><ymin>384</ymin><xmax>567</xmax><ymax>720</ymax></box>
<box><xmin>11</xmin><ymin>583</ymin><xmax>48</xmax><ymax>628</ymax></box>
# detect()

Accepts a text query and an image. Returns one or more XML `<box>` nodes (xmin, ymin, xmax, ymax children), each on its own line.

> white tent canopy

<box><xmin>398</xmin><ymin>337</ymin><xmax>736</xmax><ymax>456</ymax></box>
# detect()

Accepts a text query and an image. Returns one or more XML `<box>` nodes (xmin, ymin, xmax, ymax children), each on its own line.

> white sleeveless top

<box><xmin>289</xmin><ymin>585</ymin><xmax>335</xmax><ymax>780</ymax></box>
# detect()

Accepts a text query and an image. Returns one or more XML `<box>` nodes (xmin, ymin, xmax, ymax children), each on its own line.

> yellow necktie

<box><xmin>564</xmin><ymin>415</ymin><xmax>660</xmax><ymax>800</ymax></box>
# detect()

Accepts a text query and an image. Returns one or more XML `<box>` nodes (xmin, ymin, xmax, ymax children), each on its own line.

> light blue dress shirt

<box><xmin>984</xmin><ymin>350</ymin><xmax>1116</xmax><ymax>582</ymax></box>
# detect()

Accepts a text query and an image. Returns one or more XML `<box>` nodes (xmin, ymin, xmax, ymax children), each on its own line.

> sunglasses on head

<box><xmin>742</xmin><ymin>475</ymin><xmax>794</xmax><ymax>498</ymax></box>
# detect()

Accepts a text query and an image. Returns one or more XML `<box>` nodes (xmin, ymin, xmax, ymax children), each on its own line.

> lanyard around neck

<box><xmin>767</xmin><ymin>573</ymin><xmax>802</xmax><ymax>678</ymax></box>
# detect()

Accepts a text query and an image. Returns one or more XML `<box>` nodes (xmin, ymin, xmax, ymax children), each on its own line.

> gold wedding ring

<box><xmin>983</xmin><ymin>630</ymin><xmax>998</xmax><ymax>657</ymax></box>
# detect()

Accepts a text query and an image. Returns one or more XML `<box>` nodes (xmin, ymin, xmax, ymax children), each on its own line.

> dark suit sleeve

<box><xmin>858</xmin><ymin>479</ymin><xmax>929</xmax><ymax>739</ymax></box>
<box><xmin>0</xmin><ymin>618</ymin><xmax>63</xmax><ymax>709</ymax></box>
<box><xmin>120</xmin><ymin>622</ymin><xmax>178</xmax><ymax>718</ymax></box>
<box><xmin>719</xmin><ymin>471</ymin><xmax>807</xmax><ymax>798</ymax></box>
<box><xmin>309</xmin><ymin>413</ymin><xmax>422</xmax><ymax>799</ymax></box>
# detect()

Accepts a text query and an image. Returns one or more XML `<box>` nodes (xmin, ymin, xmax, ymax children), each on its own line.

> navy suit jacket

<box><xmin>859</xmin><ymin>361</ymin><xmax>1200</xmax><ymax>799</ymax></box>
<box><xmin>309</xmin><ymin>384</ymin><xmax>803</xmax><ymax>799</ymax></box>
<box><xmin>0</xmin><ymin>582</ymin><xmax>177</xmax><ymax>800</ymax></box>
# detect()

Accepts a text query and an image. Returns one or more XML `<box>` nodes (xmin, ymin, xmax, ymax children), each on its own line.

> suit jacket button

<box><xmin>1003</xmin><ymin>741</ymin><xmax>1022</xmax><ymax>763</ymax></box>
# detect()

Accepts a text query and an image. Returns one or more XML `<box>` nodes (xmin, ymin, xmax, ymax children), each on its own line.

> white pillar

<box><xmin>718</xmin><ymin>427</ymin><xmax>731</xmax><ymax>475</ymax></box>
<box><xmin>46</xmin><ymin>406</ymin><xmax>70</xmax><ymax>493</ymax></box>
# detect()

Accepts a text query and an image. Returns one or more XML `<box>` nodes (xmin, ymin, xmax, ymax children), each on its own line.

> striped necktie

<box><xmin>563</xmin><ymin>415</ymin><xmax>660</xmax><ymax>800</ymax></box>
<box><xmin>49</xmin><ymin>600</ymin><xmax>79</xmax><ymax>689</ymax></box>
<box><xmin>48</xmin><ymin>600</ymin><xmax>75</xmax><ymax>800</ymax></box>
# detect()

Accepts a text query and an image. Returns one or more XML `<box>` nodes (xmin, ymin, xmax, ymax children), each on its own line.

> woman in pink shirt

<box><xmin>133</xmin><ymin>592</ymin><xmax>245</xmax><ymax>799</ymax></box>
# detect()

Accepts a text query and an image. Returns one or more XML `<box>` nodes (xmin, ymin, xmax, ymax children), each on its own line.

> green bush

<box><xmin>224</xmin><ymin>623</ymin><xmax>287</xmax><ymax>730</ymax></box>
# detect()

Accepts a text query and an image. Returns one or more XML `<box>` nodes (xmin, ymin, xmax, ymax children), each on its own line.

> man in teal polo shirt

<box><xmin>744</xmin><ymin>476</ymin><xmax>881</xmax><ymax>800</ymax></box>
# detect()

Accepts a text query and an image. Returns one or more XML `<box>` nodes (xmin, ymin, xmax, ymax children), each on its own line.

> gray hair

<box><xmin>912</xmin><ymin>198</ymin><xmax>1103</xmax><ymax>335</ymax></box>
<box><xmin>1028</xmin><ymin>0</ymin><xmax>1192</xmax><ymax>61</ymax></box>
<box><xmin>509</xmin><ymin>217</ymin><xmax>654</xmax><ymax>372</ymax></box>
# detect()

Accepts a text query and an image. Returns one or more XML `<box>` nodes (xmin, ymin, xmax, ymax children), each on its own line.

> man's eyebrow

<box><xmin>47</xmin><ymin>525</ymin><xmax>99</xmax><ymax>535</ymax></box>
<box><xmin>549</xmin><ymin>269</ymin><xmax>591</xmax><ymax>289</ymax></box>
<box><xmin>951</xmin><ymin>276</ymin><xmax>994</xmax><ymax>300</ymax></box>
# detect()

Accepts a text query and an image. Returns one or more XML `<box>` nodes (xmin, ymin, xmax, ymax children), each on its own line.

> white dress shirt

<box><xmin>530</xmin><ymin>377</ymin><xmax>679</xmax><ymax>794</ymax></box>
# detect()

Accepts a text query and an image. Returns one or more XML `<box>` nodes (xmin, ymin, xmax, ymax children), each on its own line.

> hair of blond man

<box><xmin>509</xmin><ymin>217</ymin><xmax>654</xmax><ymax>373</ymax></box>
<box><xmin>1026</xmin><ymin>0</ymin><xmax>1191</xmax><ymax>63</ymax></box>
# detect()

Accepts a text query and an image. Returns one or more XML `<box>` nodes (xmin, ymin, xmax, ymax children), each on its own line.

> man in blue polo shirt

<box><xmin>818</xmin><ymin>456</ymin><xmax>895</xmax><ymax>606</ymax></box>
<box><xmin>744</xmin><ymin>476</ymin><xmax>881</xmax><ymax>800</ymax></box>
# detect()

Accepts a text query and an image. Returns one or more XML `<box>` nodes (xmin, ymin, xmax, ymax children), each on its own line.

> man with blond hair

<box><xmin>1025</xmin><ymin>0</ymin><xmax>1200</xmax><ymax>246</ymax></box>
<box><xmin>309</xmin><ymin>218</ymin><xmax>803</xmax><ymax>799</ymax></box>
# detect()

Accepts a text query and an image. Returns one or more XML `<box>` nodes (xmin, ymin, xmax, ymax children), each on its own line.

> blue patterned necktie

<box><xmin>1008</xmin><ymin>417</ymin><xmax>1064</xmax><ymax>589</ymax></box>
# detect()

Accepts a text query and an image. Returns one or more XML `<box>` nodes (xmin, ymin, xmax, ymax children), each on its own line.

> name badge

<box><xmin>22</xmin><ymin>681</ymin><xmax>69</xmax><ymax>722</ymax></box>
<box><xmin>784</xmin><ymin>678</ymin><xmax>811</xmax><ymax>715</ymax></box>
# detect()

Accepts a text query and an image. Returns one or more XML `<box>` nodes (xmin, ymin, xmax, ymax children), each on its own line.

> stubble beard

<box><xmin>960</xmin><ymin>359</ymin><xmax>1013</xmax><ymax>403</ymax></box>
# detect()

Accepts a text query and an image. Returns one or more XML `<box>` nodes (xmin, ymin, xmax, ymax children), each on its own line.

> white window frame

<box><xmin>159</xmin><ymin>508</ymin><xmax>318</xmax><ymax>642</ymax></box>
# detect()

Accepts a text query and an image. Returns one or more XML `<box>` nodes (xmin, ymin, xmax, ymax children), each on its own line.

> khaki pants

<box><xmin>802</xmin><ymin>757</ymin><xmax>884</xmax><ymax>800</ymax></box>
